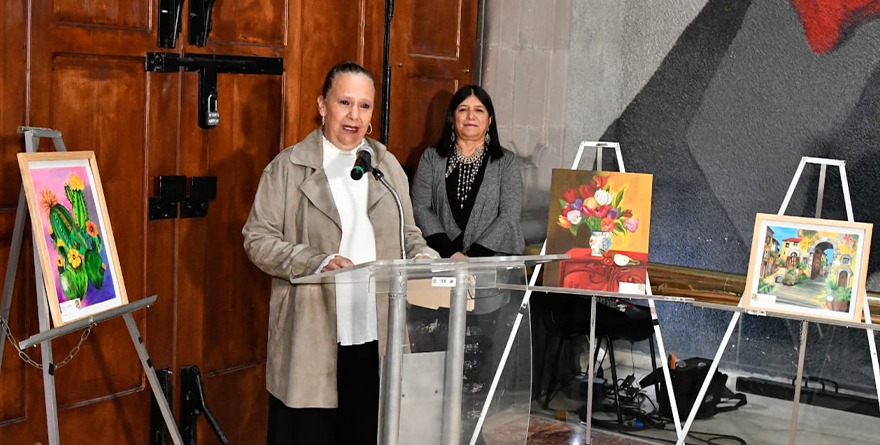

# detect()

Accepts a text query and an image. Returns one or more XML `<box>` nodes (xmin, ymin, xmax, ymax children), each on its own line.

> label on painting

<box><xmin>753</xmin><ymin>293</ymin><xmax>777</xmax><ymax>305</ymax></box>
<box><xmin>618</xmin><ymin>282</ymin><xmax>647</xmax><ymax>295</ymax></box>
<box><xmin>59</xmin><ymin>299</ymin><xmax>81</xmax><ymax>317</ymax></box>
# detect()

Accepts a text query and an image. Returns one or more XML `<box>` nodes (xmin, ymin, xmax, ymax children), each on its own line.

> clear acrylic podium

<box><xmin>291</xmin><ymin>254</ymin><xmax>564</xmax><ymax>445</ymax></box>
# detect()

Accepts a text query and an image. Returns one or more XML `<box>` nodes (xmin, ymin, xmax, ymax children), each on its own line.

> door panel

<box><xmin>388</xmin><ymin>0</ymin><xmax>478</xmax><ymax>168</ymax></box>
<box><xmin>52</xmin><ymin>1</ymin><xmax>150</xmax><ymax>29</ymax></box>
<box><xmin>175</xmin><ymin>73</ymin><xmax>278</xmax><ymax>442</ymax></box>
<box><xmin>212</xmin><ymin>1</ymin><xmax>287</xmax><ymax>46</ymax></box>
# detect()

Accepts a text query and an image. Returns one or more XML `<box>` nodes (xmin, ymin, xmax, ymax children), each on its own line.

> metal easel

<box><xmin>568</xmin><ymin>142</ymin><xmax>685</xmax><ymax>443</ymax></box>
<box><xmin>469</xmin><ymin>141</ymin><xmax>685</xmax><ymax>444</ymax></box>
<box><xmin>0</xmin><ymin>126</ymin><xmax>182</xmax><ymax>445</ymax></box>
<box><xmin>673</xmin><ymin>156</ymin><xmax>880</xmax><ymax>445</ymax></box>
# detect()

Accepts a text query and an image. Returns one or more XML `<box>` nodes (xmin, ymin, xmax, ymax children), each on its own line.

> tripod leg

<box><xmin>605</xmin><ymin>336</ymin><xmax>623</xmax><ymax>424</ymax></box>
<box><xmin>123</xmin><ymin>313</ymin><xmax>184</xmax><ymax>445</ymax></box>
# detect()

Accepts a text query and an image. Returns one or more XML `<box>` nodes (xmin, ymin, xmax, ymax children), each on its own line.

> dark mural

<box><xmin>605</xmin><ymin>0</ymin><xmax>879</xmax><ymax>284</ymax></box>
<box><xmin>599</xmin><ymin>0</ymin><xmax>880</xmax><ymax>391</ymax></box>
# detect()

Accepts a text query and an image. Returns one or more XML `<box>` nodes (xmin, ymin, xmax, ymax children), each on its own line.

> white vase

<box><xmin>589</xmin><ymin>231</ymin><xmax>612</xmax><ymax>257</ymax></box>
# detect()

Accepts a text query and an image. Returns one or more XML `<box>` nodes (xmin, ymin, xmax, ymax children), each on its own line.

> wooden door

<box><xmin>0</xmin><ymin>0</ymin><xmax>476</xmax><ymax>443</ymax></box>
<box><xmin>386</xmin><ymin>0</ymin><xmax>479</xmax><ymax>170</ymax></box>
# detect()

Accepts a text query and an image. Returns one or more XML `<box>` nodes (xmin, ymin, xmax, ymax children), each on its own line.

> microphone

<box><xmin>350</xmin><ymin>145</ymin><xmax>375</xmax><ymax>180</ymax></box>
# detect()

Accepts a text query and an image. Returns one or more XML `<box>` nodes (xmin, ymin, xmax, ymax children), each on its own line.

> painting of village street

<box><xmin>745</xmin><ymin>215</ymin><xmax>872</xmax><ymax>321</ymax></box>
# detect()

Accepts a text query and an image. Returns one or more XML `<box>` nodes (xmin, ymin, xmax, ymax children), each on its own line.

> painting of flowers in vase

<box><xmin>743</xmin><ymin>214</ymin><xmax>872</xmax><ymax>322</ymax></box>
<box><xmin>543</xmin><ymin>169</ymin><xmax>653</xmax><ymax>293</ymax></box>
<box><xmin>18</xmin><ymin>151</ymin><xmax>128</xmax><ymax>327</ymax></box>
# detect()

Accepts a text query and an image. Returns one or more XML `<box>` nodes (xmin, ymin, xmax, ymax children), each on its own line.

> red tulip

<box><xmin>578</xmin><ymin>184</ymin><xmax>594</xmax><ymax>199</ymax></box>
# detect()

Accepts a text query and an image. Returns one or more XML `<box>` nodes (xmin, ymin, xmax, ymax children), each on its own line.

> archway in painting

<box><xmin>809</xmin><ymin>240</ymin><xmax>835</xmax><ymax>280</ymax></box>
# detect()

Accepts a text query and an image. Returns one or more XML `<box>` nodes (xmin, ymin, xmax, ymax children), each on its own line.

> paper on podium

<box><xmin>406</xmin><ymin>278</ymin><xmax>474</xmax><ymax>311</ymax></box>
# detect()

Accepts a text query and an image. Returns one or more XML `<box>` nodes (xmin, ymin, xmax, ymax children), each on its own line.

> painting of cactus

<box><xmin>17</xmin><ymin>151</ymin><xmax>128</xmax><ymax>327</ymax></box>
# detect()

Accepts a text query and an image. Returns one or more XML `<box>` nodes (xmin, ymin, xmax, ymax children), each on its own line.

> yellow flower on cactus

<box><xmin>69</xmin><ymin>174</ymin><xmax>84</xmax><ymax>191</ymax></box>
<box><xmin>67</xmin><ymin>249</ymin><xmax>82</xmax><ymax>268</ymax></box>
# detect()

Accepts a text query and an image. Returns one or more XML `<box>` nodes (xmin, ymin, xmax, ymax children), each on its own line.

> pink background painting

<box><xmin>29</xmin><ymin>164</ymin><xmax>118</xmax><ymax>308</ymax></box>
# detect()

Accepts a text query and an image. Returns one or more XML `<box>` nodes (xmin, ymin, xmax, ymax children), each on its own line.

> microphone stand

<box><xmin>371</xmin><ymin>166</ymin><xmax>409</xmax><ymax>445</ymax></box>
<box><xmin>370</xmin><ymin>167</ymin><xmax>406</xmax><ymax>260</ymax></box>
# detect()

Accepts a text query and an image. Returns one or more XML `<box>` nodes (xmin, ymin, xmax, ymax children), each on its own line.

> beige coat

<box><xmin>242</xmin><ymin>129</ymin><xmax>436</xmax><ymax>408</ymax></box>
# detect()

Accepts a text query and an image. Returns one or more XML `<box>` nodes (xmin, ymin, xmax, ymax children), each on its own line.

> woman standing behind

<box><xmin>411</xmin><ymin>85</ymin><xmax>524</xmax><ymax>265</ymax></box>
<box><xmin>410</xmin><ymin>84</ymin><xmax>525</xmax><ymax>443</ymax></box>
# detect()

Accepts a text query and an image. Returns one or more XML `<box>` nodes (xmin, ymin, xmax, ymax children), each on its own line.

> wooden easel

<box><xmin>673</xmin><ymin>157</ymin><xmax>880</xmax><ymax>445</ymax></box>
<box><xmin>0</xmin><ymin>126</ymin><xmax>182</xmax><ymax>445</ymax></box>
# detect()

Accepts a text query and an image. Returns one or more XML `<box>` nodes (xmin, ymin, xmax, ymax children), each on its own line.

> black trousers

<box><xmin>267</xmin><ymin>341</ymin><xmax>380</xmax><ymax>445</ymax></box>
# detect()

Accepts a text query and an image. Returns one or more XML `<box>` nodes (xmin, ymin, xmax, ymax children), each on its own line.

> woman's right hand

<box><xmin>451</xmin><ymin>252</ymin><xmax>469</xmax><ymax>260</ymax></box>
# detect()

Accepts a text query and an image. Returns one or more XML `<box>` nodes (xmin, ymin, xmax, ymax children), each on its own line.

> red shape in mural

<box><xmin>791</xmin><ymin>0</ymin><xmax>880</xmax><ymax>53</ymax></box>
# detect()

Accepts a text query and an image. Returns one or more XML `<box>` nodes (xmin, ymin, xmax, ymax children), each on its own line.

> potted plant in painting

<box><xmin>827</xmin><ymin>281</ymin><xmax>851</xmax><ymax>312</ymax></box>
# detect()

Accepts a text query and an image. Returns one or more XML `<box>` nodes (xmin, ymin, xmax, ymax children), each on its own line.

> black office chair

<box><xmin>537</xmin><ymin>292</ymin><xmax>657</xmax><ymax>424</ymax></box>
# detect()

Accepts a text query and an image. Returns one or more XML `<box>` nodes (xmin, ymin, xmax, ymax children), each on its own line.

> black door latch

<box><xmin>145</xmin><ymin>52</ymin><xmax>283</xmax><ymax>129</ymax></box>
<box><xmin>181</xmin><ymin>365</ymin><xmax>228</xmax><ymax>444</ymax></box>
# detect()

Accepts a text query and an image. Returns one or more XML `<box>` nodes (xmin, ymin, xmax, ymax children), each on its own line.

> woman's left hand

<box><xmin>321</xmin><ymin>255</ymin><xmax>353</xmax><ymax>272</ymax></box>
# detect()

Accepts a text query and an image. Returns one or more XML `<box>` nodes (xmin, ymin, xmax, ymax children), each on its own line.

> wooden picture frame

<box><xmin>743</xmin><ymin>213</ymin><xmax>873</xmax><ymax>322</ymax></box>
<box><xmin>17</xmin><ymin>151</ymin><xmax>128</xmax><ymax>327</ymax></box>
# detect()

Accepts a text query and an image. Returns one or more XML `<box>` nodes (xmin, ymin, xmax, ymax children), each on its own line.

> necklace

<box><xmin>446</xmin><ymin>145</ymin><xmax>486</xmax><ymax>208</ymax></box>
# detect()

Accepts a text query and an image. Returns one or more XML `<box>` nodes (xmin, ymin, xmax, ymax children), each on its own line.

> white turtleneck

<box><xmin>322</xmin><ymin>137</ymin><xmax>378</xmax><ymax>345</ymax></box>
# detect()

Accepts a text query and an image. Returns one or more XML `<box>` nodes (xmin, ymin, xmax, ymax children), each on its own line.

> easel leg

<box><xmin>677</xmin><ymin>311</ymin><xmax>741</xmax><ymax>445</ymax></box>
<box><xmin>789</xmin><ymin>321</ymin><xmax>809</xmax><ymax>445</ymax></box>
<box><xmin>647</xmin><ymin>298</ymin><xmax>684</xmax><ymax>441</ymax></box>
<box><xmin>32</xmin><ymin>238</ymin><xmax>61</xmax><ymax>445</ymax></box>
<box><xmin>585</xmin><ymin>297</ymin><xmax>597</xmax><ymax>444</ymax></box>
<box><xmin>0</xmin><ymin>189</ymin><xmax>29</xmax><ymax>372</ymax></box>
<box><xmin>40</xmin><ymin>339</ymin><xmax>61</xmax><ymax>445</ymax></box>
<box><xmin>122</xmin><ymin>313</ymin><xmax>183</xmax><ymax>445</ymax></box>
<box><xmin>861</xmin><ymin>302</ymin><xmax>880</xmax><ymax>420</ymax></box>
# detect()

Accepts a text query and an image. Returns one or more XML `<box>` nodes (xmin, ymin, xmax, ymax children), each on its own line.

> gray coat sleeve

<box><xmin>241</xmin><ymin>156</ymin><xmax>328</xmax><ymax>281</ymax></box>
<box><xmin>411</xmin><ymin>148</ymin><xmax>457</xmax><ymax>239</ymax></box>
<box><xmin>467</xmin><ymin>150</ymin><xmax>525</xmax><ymax>255</ymax></box>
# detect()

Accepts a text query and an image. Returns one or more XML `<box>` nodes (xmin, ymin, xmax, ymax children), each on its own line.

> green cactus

<box><xmin>84</xmin><ymin>249</ymin><xmax>106</xmax><ymax>289</ymax></box>
<box><xmin>65</xmin><ymin>183</ymin><xmax>89</xmax><ymax>229</ymax></box>
<box><xmin>59</xmin><ymin>264</ymin><xmax>88</xmax><ymax>301</ymax></box>
<box><xmin>43</xmin><ymin>174</ymin><xmax>109</xmax><ymax>304</ymax></box>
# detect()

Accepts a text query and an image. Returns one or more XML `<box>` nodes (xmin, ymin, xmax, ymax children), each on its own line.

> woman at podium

<box><xmin>242</xmin><ymin>61</ymin><xmax>437</xmax><ymax>445</ymax></box>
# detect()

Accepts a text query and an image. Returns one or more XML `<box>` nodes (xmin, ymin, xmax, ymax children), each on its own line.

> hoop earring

<box><xmin>485</xmin><ymin>133</ymin><xmax>491</xmax><ymax>144</ymax></box>
<box><xmin>367</xmin><ymin>123</ymin><xmax>373</xmax><ymax>135</ymax></box>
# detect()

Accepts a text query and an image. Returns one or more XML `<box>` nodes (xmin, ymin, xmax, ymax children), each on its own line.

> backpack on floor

<box><xmin>639</xmin><ymin>357</ymin><xmax>747</xmax><ymax>420</ymax></box>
